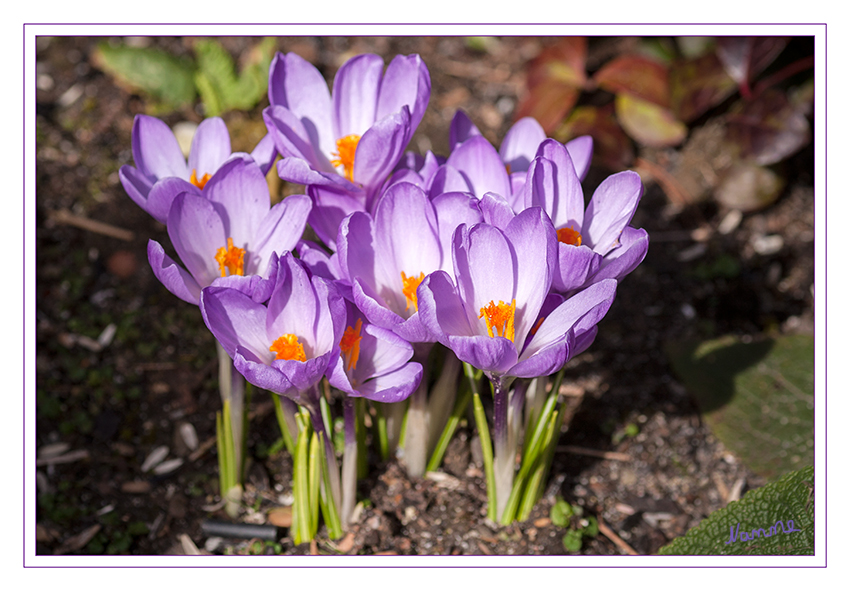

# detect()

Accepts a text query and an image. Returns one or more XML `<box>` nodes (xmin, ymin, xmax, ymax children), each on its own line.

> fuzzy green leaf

<box><xmin>92</xmin><ymin>42</ymin><xmax>196</xmax><ymax>111</ymax></box>
<box><xmin>194</xmin><ymin>38</ymin><xmax>275</xmax><ymax>117</ymax></box>
<box><xmin>666</xmin><ymin>334</ymin><xmax>813</xmax><ymax>479</ymax></box>
<box><xmin>658</xmin><ymin>465</ymin><xmax>814</xmax><ymax>555</ymax></box>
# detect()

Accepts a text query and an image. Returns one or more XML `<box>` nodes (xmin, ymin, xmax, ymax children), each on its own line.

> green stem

<box><xmin>466</xmin><ymin>363</ymin><xmax>497</xmax><ymax>522</ymax></box>
<box><xmin>271</xmin><ymin>392</ymin><xmax>297</xmax><ymax>456</ymax></box>
<box><xmin>426</xmin><ymin>371</ymin><xmax>472</xmax><ymax>473</ymax></box>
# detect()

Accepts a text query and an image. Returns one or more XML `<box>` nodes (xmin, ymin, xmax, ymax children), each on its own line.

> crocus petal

<box><xmin>189</xmin><ymin>117</ymin><xmax>231</xmax><ymax>178</ymax></box>
<box><xmin>119</xmin><ymin>165</ymin><xmax>155</xmax><ymax>216</ymax></box>
<box><xmin>268</xmin><ymin>52</ymin><xmax>333</xmax><ymax>156</ymax></box>
<box><xmin>445</xmin><ymin>135</ymin><xmax>511</xmax><ymax>199</ymax></box>
<box><xmin>509</xmin><ymin>330</ymin><xmax>574</xmax><ymax>379</ymax></box>
<box><xmin>297</xmin><ymin>240</ymin><xmax>340</xmax><ymax>281</ymax></box>
<box><xmin>204</xmin><ymin>155</ymin><xmax>270</xmax><ymax>245</ymax></box>
<box><xmin>502</xmin><ymin>207</ymin><xmax>557</xmax><ymax>345</ymax></box>
<box><xmin>377</xmin><ymin>53</ymin><xmax>431</xmax><ymax>133</ymax></box>
<box><xmin>565</xmin><ymin>135</ymin><xmax>593</xmax><ymax>181</ymax></box>
<box><xmin>552</xmin><ymin>244</ymin><xmax>602</xmax><ymax>294</ymax></box>
<box><xmin>352</xmin><ymin>362</ymin><xmax>423</xmax><ymax>403</ymax></box>
<box><xmin>233</xmin><ymin>348</ymin><xmax>296</xmax><ymax>399</ymax></box>
<box><xmin>333</xmin><ymin>53</ymin><xmax>384</xmax><ymax>138</ymax></box>
<box><xmin>449</xmin><ymin>110</ymin><xmax>482</xmax><ymax>148</ymax></box>
<box><xmin>146</xmin><ymin>177</ymin><xmax>199</xmax><ymax>226</ymax></box>
<box><xmin>167</xmin><ymin>193</ymin><xmax>227</xmax><ymax>289</ymax></box>
<box><xmin>592</xmin><ymin>226</ymin><xmax>649</xmax><ymax>283</ymax></box>
<box><xmin>520</xmin><ymin>279</ymin><xmax>617</xmax><ymax>362</ymax></box>
<box><xmin>147</xmin><ymin>240</ymin><xmax>202</xmax><ymax>305</ymax></box>
<box><xmin>428</xmin><ymin>164</ymin><xmax>474</xmax><ymax>198</ymax></box>
<box><xmin>251</xmin><ymin>194</ymin><xmax>312</xmax><ymax>272</ymax></box>
<box><xmin>263</xmin><ymin>105</ymin><xmax>332</xmax><ymax>171</ymax></box>
<box><xmin>337</xmin><ymin>211</ymin><xmax>378</xmax><ymax>290</ymax></box>
<box><xmin>277</xmin><ymin>156</ymin><xmax>359</xmax><ymax>193</ymax></box>
<box><xmin>273</xmin><ymin>350</ymin><xmax>335</xmax><ymax>395</ymax></box>
<box><xmin>131</xmin><ymin>115</ymin><xmax>188</xmax><ymax>180</ymax></box>
<box><xmin>432</xmin><ymin>191</ymin><xmax>483</xmax><ymax>276</ymax></box>
<box><xmin>250</xmin><ymin>132</ymin><xmax>278</xmax><ymax>176</ymax></box>
<box><xmin>200</xmin><ymin>286</ymin><xmax>276</xmax><ymax>364</ymax></box>
<box><xmin>416</xmin><ymin>270</ymin><xmax>475</xmax><ymax>343</ymax></box>
<box><xmin>583</xmin><ymin>171</ymin><xmax>643</xmax><ymax>255</ymax></box>
<box><xmin>360</xmin><ymin>324</ymin><xmax>416</xmax><ymax>379</ymax></box>
<box><xmin>353</xmin><ymin>107</ymin><xmax>412</xmax><ymax>197</ymax></box>
<box><xmin>267</xmin><ymin>253</ymin><xmax>320</xmax><ymax>357</ymax></box>
<box><xmin>500</xmin><ymin>117</ymin><xmax>546</xmax><ymax>174</ymax></box>
<box><xmin>478</xmin><ymin>192</ymin><xmax>515</xmax><ymax>230</ymax></box>
<box><xmin>526</xmin><ymin>140</ymin><xmax>584</xmax><ymax>230</ymax></box>
<box><xmin>446</xmin><ymin>333</ymin><xmax>518</xmax><ymax>375</ymax></box>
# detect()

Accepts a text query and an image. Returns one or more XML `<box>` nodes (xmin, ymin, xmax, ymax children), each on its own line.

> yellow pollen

<box><xmin>401</xmin><ymin>272</ymin><xmax>425</xmax><ymax>312</ymax></box>
<box><xmin>557</xmin><ymin>226</ymin><xmax>583</xmax><ymax>246</ymax></box>
<box><xmin>214</xmin><ymin>237</ymin><xmax>245</xmax><ymax>278</ymax></box>
<box><xmin>479</xmin><ymin>299</ymin><xmax>516</xmax><ymax>342</ymax></box>
<box><xmin>190</xmin><ymin>169</ymin><xmax>212</xmax><ymax>190</ymax></box>
<box><xmin>339</xmin><ymin>319</ymin><xmax>363</xmax><ymax>372</ymax></box>
<box><xmin>330</xmin><ymin>134</ymin><xmax>361</xmax><ymax>182</ymax></box>
<box><xmin>270</xmin><ymin>334</ymin><xmax>307</xmax><ymax>362</ymax></box>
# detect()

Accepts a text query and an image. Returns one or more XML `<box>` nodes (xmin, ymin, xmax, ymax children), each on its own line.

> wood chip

<box><xmin>35</xmin><ymin>449</ymin><xmax>89</xmax><ymax>466</ymax></box>
<box><xmin>38</xmin><ymin>442</ymin><xmax>70</xmax><ymax>459</ymax></box>
<box><xmin>533</xmin><ymin>517</ymin><xmax>551</xmax><ymax>528</ymax></box>
<box><xmin>49</xmin><ymin>208</ymin><xmax>135</xmax><ymax>241</ymax></box>
<box><xmin>310</xmin><ymin>539</ymin><xmax>319</xmax><ymax>555</ymax></box>
<box><xmin>153</xmin><ymin>458</ymin><xmax>184</xmax><ymax>475</ymax></box>
<box><xmin>598</xmin><ymin>517</ymin><xmax>638</xmax><ymax>556</ymax></box>
<box><xmin>179</xmin><ymin>533</ymin><xmax>202</xmax><ymax>555</ymax></box>
<box><xmin>141</xmin><ymin>445</ymin><xmax>169</xmax><ymax>472</ymax></box>
<box><xmin>557</xmin><ymin>445</ymin><xmax>631</xmax><ymax>462</ymax></box>
<box><xmin>333</xmin><ymin>531</ymin><xmax>356</xmax><ymax>554</ymax></box>
<box><xmin>54</xmin><ymin>524</ymin><xmax>101</xmax><ymax>555</ymax></box>
<box><xmin>267</xmin><ymin>506</ymin><xmax>292</xmax><ymax>528</ymax></box>
<box><xmin>476</xmin><ymin>540</ymin><xmax>493</xmax><ymax>555</ymax></box>
<box><xmin>121</xmin><ymin>480</ymin><xmax>151</xmax><ymax>494</ymax></box>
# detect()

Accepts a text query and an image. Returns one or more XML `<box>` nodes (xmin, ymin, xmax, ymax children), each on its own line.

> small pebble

<box><xmin>141</xmin><ymin>445</ymin><xmax>169</xmax><ymax>473</ymax></box>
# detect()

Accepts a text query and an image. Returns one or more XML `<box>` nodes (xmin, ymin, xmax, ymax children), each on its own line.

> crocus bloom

<box><xmin>335</xmin><ymin>182</ymin><xmax>481</xmax><ymax>343</ymax></box>
<box><xmin>326</xmin><ymin>300</ymin><xmax>423</xmax><ymax>403</ymax></box>
<box><xmin>199</xmin><ymin>252</ymin><xmax>346</xmax><ymax>405</ymax></box>
<box><xmin>263</xmin><ymin>52</ymin><xmax>431</xmax><ymax>247</ymax></box>
<box><xmin>426</xmin><ymin>111</ymin><xmax>594</xmax><ymax>209</ymax></box>
<box><xmin>119</xmin><ymin>115</ymin><xmax>277</xmax><ymax>224</ymax></box>
<box><xmin>147</xmin><ymin>155</ymin><xmax>311</xmax><ymax>305</ymax></box>
<box><xmin>417</xmin><ymin>207</ymin><xmax>618</xmax><ymax>379</ymax></box>
<box><xmin>522</xmin><ymin>139</ymin><xmax>648</xmax><ymax>293</ymax></box>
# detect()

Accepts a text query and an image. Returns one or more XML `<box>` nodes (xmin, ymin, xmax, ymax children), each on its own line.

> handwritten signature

<box><xmin>725</xmin><ymin>520</ymin><xmax>802</xmax><ymax>545</ymax></box>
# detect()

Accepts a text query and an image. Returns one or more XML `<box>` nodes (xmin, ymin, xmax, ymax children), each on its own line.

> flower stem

<box><xmin>340</xmin><ymin>397</ymin><xmax>357</xmax><ymax>528</ymax></box>
<box><xmin>466</xmin><ymin>363</ymin><xmax>497</xmax><ymax>522</ymax></box>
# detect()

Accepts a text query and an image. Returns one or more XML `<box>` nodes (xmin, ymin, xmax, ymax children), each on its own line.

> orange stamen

<box><xmin>530</xmin><ymin>316</ymin><xmax>545</xmax><ymax>336</ymax></box>
<box><xmin>330</xmin><ymin>134</ymin><xmax>361</xmax><ymax>182</ymax></box>
<box><xmin>190</xmin><ymin>169</ymin><xmax>212</xmax><ymax>190</ymax></box>
<box><xmin>557</xmin><ymin>226</ymin><xmax>582</xmax><ymax>246</ymax></box>
<box><xmin>339</xmin><ymin>319</ymin><xmax>363</xmax><ymax>372</ymax></box>
<box><xmin>479</xmin><ymin>299</ymin><xmax>516</xmax><ymax>342</ymax></box>
<box><xmin>270</xmin><ymin>334</ymin><xmax>307</xmax><ymax>362</ymax></box>
<box><xmin>214</xmin><ymin>237</ymin><xmax>245</xmax><ymax>278</ymax></box>
<box><xmin>401</xmin><ymin>271</ymin><xmax>425</xmax><ymax>312</ymax></box>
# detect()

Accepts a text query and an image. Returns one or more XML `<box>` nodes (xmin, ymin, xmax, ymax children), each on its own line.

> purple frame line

<box><xmin>23</xmin><ymin>23</ymin><xmax>826</xmax><ymax>567</ymax></box>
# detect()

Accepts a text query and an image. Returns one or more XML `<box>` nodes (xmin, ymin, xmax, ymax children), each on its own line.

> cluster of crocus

<box><xmin>120</xmin><ymin>48</ymin><xmax>648</xmax><ymax>539</ymax></box>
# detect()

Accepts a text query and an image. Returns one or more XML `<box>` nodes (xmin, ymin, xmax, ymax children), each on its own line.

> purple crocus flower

<box><xmin>199</xmin><ymin>252</ymin><xmax>346</xmax><ymax>406</ymax></box>
<box><xmin>119</xmin><ymin>115</ymin><xmax>277</xmax><ymax>224</ymax></box>
<box><xmin>425</xmin><ymin>111</ymin><xmax>594</xmax><ymax>211</ymax></box>
<box><xmin>147</xmin><ymin>155</ymin><xmax>311</xmax><ymax>305</ymax></box>
<box><xmin>335</xmin><ymin>182</ymin><xmax>481</xmax><ymax>343</ymax></box>
<box><xmin>417</xmin><ymin>207</ymin><xmax>618</xmax><ymax>379</ymax></box>
<box><xmin>522</xmin><ymin>139</ymin><xmax>648</xmax><ymax>293</ymax></box>
<box><xmin>326</xmin><ymin>300</ymin><xmax>423</xmax><ymax>404</ymax></box>
<box><xmin>262</xmin><ymin>52</ymin><xmax>431</xmax><ymax>247</ymax></box>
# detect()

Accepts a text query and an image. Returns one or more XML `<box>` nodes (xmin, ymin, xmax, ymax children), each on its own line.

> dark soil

<box><xmin>33</xmin><ymin>35</ymin><xmax>814</xmax><ymax>556</ymax></box>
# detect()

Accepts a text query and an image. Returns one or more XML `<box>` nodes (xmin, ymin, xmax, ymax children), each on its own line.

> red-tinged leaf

<box><xmin>670</xmin><ymin>53</ymin><xmax>738</xmax><ymax>123</ymax></box>
<box><xmin>517</xmin><ymin>37</ymin><xmax>588</xmax><ymax>133</ymax></box>
<box><xmin>725</xmin><ymin>88</ymin><xmax>811</xmax><ymax>166</ymax></box>
<box><xmin>716</xmin><ymin>37</ymin><xmax>790</xmax><ymax>89</ymax></box>
<box><xmin>615</xmin><ymin>94</ymin><xmax>687</xmax><ymax>148</ymax></box>
<box><xmin>525</xmin><ymin>37</ymin><xmax>587</xmax><ymax>89</ymax></box>
<box><xmin>593</xmin><ymin>55</ymin><xmax>670</xmax><ymax>108</ymax></box>
<box><xmin>557</xmin><ymin>104</ymin><xmax>633</xmax><ymax>170</ymax></box>
<box><xmin>515</xmin><ymin>84</ymin><xmax>581</xmax><ymax>135</ymax></box>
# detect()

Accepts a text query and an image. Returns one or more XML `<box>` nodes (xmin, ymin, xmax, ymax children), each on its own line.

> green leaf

<box><xmin>557</xmin><ymin>104</ymin><xmax>634</xmax><ymax>171</ymax></box>
<box><xmin>550</xmin><ymin>498</ymin><xmax>574</xmax><ymax>528</ymax></box>
<box><xmin>666</xmin><ymin>334</ymin><xmax>813</xmax><ymax>479</ymax></box>
<box><xmin>92</xmin><ymin>42</ymin><xmax>196</xmax><ymax>112</ymax></box>
<box><xmin>658</xmin><ymin>465</ymin><xmax>814</xmax><ymax>555</ymax></box>
<box><xmin>193</xmin><ymin>38</ymin><xmax>275</xmax><ymax>117</ymax></box>
<box><xmin>669</xmin><ymin>52</ymin><xmax>737</xmax><ymax>123</ymax></box>
<box><xmin>562</xmin><ymin>529</ymin><xmax>583</xmax><ymax>552</ymax></box>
